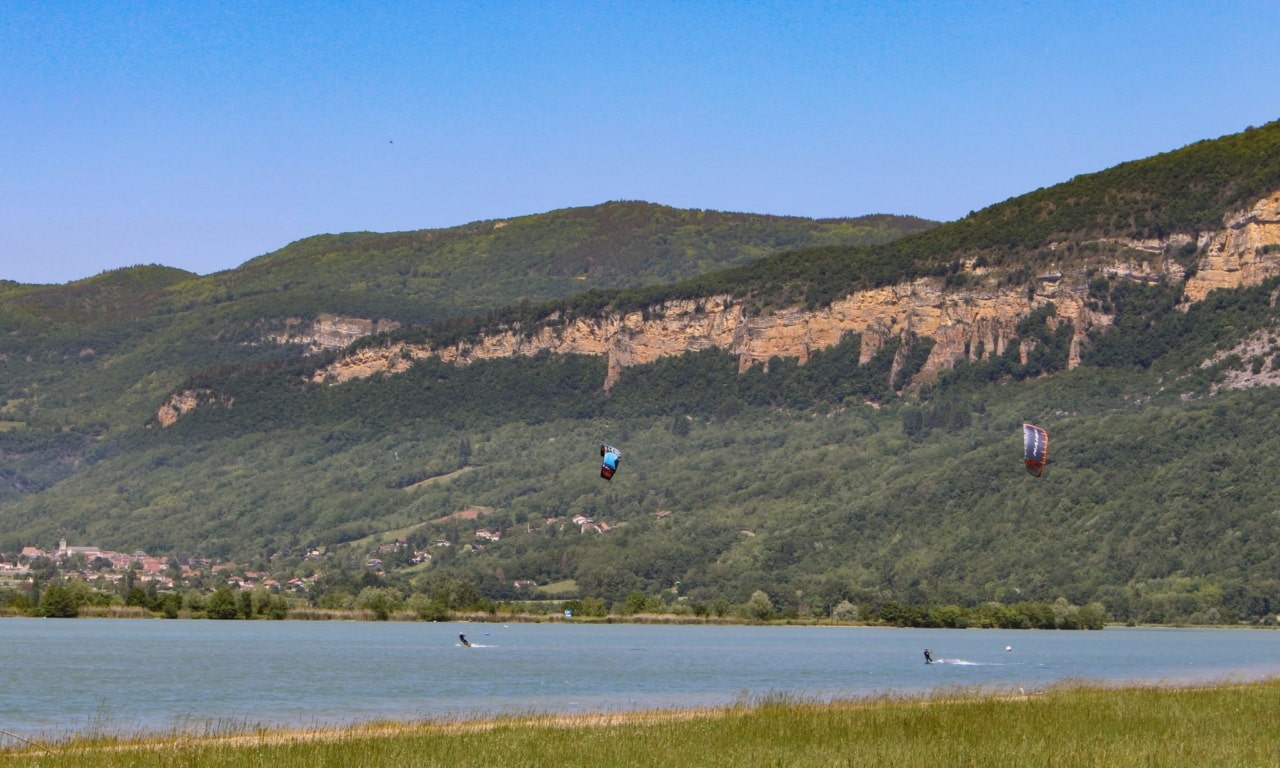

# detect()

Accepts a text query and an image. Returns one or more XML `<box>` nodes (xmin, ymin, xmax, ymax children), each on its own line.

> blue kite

<box><xmin>600</xmin><ymin>444</ymin><xmax>622</xmax><ymax>480</ymax></box>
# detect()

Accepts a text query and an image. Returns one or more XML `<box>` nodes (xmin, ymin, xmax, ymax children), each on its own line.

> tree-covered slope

<box><xmin>0</xmin><ymin>203</ymin><xmax>932</xmax><ymax>434</ymax></box>
<box><xmin>6</xmin><ymin>271</ymin><xmax>1280</xmax><ymax>623</ymax></box>
<box><xmin>6</xmin><ymin>121</ymin><xmax>1280</xmax><ymax>624</ymax></box>
<box><xmin>191</xmin><ymin>202</ymin><xmax>938</xmax><ymax>324</ymax></box>
<box><xmin>3</xmin><ymin>343</ymin><xmax>1277</xmax><ymax>623</ymax></box>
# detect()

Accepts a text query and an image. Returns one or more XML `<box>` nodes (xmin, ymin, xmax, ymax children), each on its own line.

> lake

<box><xmin>1</xmin><ymin>619</ymin><xmax>1277</xmax><ymax>740</ymax></box>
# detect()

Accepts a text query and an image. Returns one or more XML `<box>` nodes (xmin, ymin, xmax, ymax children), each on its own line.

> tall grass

<box><xmin>4</xmin><ymin>679</ymin><xmax>1277</xmax><ymax>767</ymax></box>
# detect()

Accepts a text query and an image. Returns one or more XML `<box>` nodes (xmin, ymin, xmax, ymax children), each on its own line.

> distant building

<box><xmin>57</xmin><ymin>538</ymin><xmax>103</xmax><ymax>560</ymax></box>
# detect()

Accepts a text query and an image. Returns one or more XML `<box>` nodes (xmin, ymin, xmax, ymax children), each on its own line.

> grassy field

<box><xmin>3</xmin><ymin>679</ymin><xmax>1277</xmax><ymax>767</ymax></box>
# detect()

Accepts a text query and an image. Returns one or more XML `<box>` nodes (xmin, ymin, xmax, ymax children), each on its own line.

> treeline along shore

<box><xmin>3</xmin><ymin>592</ymin><xmax>1111</xmax><ymax>629</ymax></box>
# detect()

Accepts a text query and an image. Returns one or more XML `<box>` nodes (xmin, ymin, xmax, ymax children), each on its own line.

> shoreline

<box><xmin>4</xmin><ymin>609</ymin><xmax>1277</xmax><ymax>631</ymax></box>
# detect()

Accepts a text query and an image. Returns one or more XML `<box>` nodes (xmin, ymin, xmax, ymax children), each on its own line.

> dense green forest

<box><xmin>5</xmin><ymin>122</ymin><xmax>1280</xmax><ymax>625</ymax></box>
<box><xmin>7</xmin><ymin>276</ymin><xmax>1279</xmax><ymax>624</ymax></box>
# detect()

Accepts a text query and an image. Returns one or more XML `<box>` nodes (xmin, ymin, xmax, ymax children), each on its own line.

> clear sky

<box><xmin>4</xmin><ymin>1</ymin><xmax>1280</xmax><ymax>285</ymax></box>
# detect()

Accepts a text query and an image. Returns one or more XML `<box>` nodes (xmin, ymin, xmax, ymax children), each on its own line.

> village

<box><xmin>0</xmin><ymin>510</ymin><xmax>641</xmax><ymax>606</ymax></box>
<box><xmin>0</xmin><ymin>539</ymin><xmax>316</xmax><ymax>596</ymax></box>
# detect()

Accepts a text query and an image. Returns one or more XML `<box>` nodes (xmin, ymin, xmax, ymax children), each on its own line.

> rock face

<box><xmin>160</xmin><ymin>192</ymin><xmax>1280</xmax><ymax>425</ymax></box>
<box><xmin>154</xmin><ymin>389</ymin><xmax>233</xmax><ymax>428</ymax></box>
<box><xmin>1182</xmin><ymin>191</ymin><xmax>1280</xmax><ymax>303</ymax></box>
<box><xmin>267</xmin><ymin>313</ymin><xmax>401</xmax><ymax>354</ymax></box>
<box><xmin>308</xmin><ymin>270</ymin><xmax>1110</xmax><ymax>391</ymax></box>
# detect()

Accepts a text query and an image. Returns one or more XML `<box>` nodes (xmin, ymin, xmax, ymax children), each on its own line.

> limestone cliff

<box><xmin>1182</xmin><ymin>190</ymin><xmax>1280</xmax><ymax>303</ymax></box>
<box><xmin>159</xmin><ymin>192</ymin><xmax>1280</xmax><ymax>425</ymax></box>
<box><xmin>266</xmin><ymin>313</ymin><xmax>401</xmax><ymax>354</ymax></box>
<box><xmin>308</xmin><ymin>270</ymin><xmax>1111</xmax><ymax>392</ymax></box>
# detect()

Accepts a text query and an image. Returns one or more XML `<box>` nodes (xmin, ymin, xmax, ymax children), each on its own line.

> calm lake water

<box><xmin>1</xmin><ymin>619</ymin><xmax>1277</xmax><ymax>739</ymax></box>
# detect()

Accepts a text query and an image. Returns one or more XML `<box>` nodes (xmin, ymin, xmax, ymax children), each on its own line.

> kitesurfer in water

<box><xmin>923</xmin><ymin>648</ymin><xmax>933</xmax><ymax>664</ymax></box>
<box><xmin>459</xmin><ymin>633</ymin><xmax>471</xmax><ymax>647</ymax></box>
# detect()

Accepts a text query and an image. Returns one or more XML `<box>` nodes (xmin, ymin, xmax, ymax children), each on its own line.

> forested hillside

<box><xmin>5</xmin><ymin>122</ymin><xmax>1280</xmax><ymax>626</ymax></box>
<box><xmin>0</xmin><ymin>203</ymin><xmax>929</xmax><ymax>469</ymax></box>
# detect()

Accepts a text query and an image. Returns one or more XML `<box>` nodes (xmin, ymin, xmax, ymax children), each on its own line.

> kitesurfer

<box><xmin>459</xmin><ymin>633</ymin><xmax>471</xmax><ymax>647</ymax></box>
<box><xmin>923</xmin><ymin>649</ymin><xmax>933</xmax><ymax>664</ymax></box>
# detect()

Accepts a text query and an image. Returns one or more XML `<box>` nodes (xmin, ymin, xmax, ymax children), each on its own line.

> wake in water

<box><xmin>932</xmin><ymin>658</ymin><xmax>1021</xmax><ymax>666</ymax></box>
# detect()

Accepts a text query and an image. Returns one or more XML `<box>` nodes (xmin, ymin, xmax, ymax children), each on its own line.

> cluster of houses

<box><xmin>4</xmin><ymin>510</ymin><xmax>675</xmax><ymax>593</ymax></box>
<box><xmin>0</xmin><ymin>539</ymin><xmax>316</xmax><ymax>595</ymax></box>
<box><xmin>570</xmin><ymin>515</ymin><xmax>613</xmax><ymax>534</ymax></box>
<box><xmin>4</xmin><ymin>539</ymin><xmax>174</xmax><ymax>580</ymax></box>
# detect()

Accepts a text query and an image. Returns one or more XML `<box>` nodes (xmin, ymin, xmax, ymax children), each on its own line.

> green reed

<box><xmin>4</xmin><ymin>679</ymin><xmax>1277</xmax><ymax>767</ymax></box>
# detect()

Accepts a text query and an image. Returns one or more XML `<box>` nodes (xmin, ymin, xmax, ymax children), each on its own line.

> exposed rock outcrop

<box><xmin>307</xmin><ymin>269</ymin><xmax>1111</xmax><ymax>391</ymax></box>
<box><xmin>158</xmin><ymin>192</ymin><xmax>1280</xmax><ymax>425</ymax></box>
<box><xmin>154</xmin><ymin>388</ymin><xmax>233</xmax><ymax>428</ymax></box>
<box><xmin>1183</xmin><ymin>191</ymin><xmax>1280</xmax><ymax>303</ymax></box>
<box><xmin>266</xmin><ymin>313</ymin><xmax>401</xmax><ymax>354</ymax></box>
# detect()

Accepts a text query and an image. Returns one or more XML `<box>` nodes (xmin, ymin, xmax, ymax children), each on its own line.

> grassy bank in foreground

<box><xmin>4</xmin><ymin>679</ymin><xmax>1278</xmax><ymax>767</ymax></box>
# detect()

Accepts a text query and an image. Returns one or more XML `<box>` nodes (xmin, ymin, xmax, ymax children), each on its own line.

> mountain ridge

<box><xmin>156</xmin><ymin>152</ymin><xmax>1280</xmax><ymax>425</ymax></box>
<box><xmin>7</xmin><ymin>122</ymin><xmax>1280</xmax><ymax>624</ymax></box>
<box><xmin>1</xmin><ymin>202</ymin><xmax>934</xmax><ymax>433</ymax></box>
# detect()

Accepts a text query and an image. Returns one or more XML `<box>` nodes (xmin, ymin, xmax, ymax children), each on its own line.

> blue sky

<box><xmin>4</xmin><ymin>1</ymin><xmax>1280</xmax><ymax>285</ymax></box>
